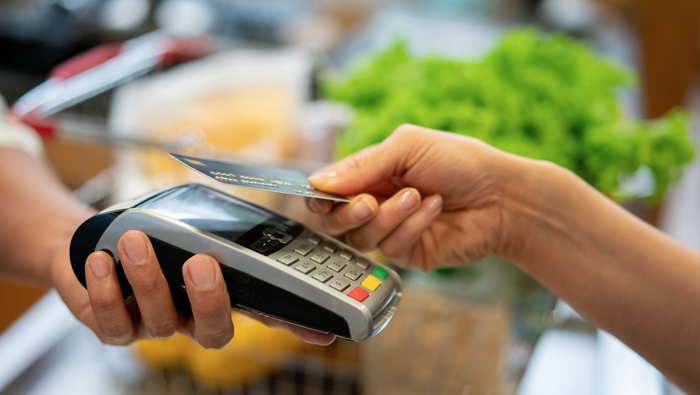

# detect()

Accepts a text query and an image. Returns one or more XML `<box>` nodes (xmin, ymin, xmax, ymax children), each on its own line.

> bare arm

<box><xmin>502</xmin><ymin>157</ymin><xmax>699</xmax><ymax>393</ymax></box>
<box><xmin>307</xmin><ymin>125</ymin><xmax>699</xmax><ymax>392</ymax></box>
<box><xmin>0</xmin><ymin>148</ymin><xmax>94</xmax><ymax>284</ymax></box>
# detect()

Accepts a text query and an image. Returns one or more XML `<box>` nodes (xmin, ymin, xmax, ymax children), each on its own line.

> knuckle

<box><xmin>199</xmin><ymin>327</ymin><xmax>234</xmax><ymax>350</ymax></box>
<box><xmin>90</xmin><ymin>290</ymin><xmax>121</xmax><ymax>312</ymax></box>
<box><xmin>392</xmin><ymin>124</ymin><xmax>419</xmax><ymax>140</ymax></box>
<box><xmin>145</xmin><ymin>316</ymin><xmax>178</xmax><ymax>339</ymax></box>
<box><xmin>133</xmin><ymin>274</ymin><xmax>169</xmax><ymax>298</ymax></box>
<box><xmin>96</xmin><ymin>315</ymin><xmax>132</xmax><ymax>342</ymax></box>
<box><xmin>344</xmin><ymin>150</ymin><xmax>370</xmax><ymax>173</ymax></box>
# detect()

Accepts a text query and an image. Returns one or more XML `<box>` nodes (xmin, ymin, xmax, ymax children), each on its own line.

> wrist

<box><xmin>496</xmin><ymin>155</ymin><xmax>579</xmax><ymax>266</ymax></box>
<box><xmin>42</xmin><ymin>207</ymin><xmax>96</xmax><ymax>287</ymax></box>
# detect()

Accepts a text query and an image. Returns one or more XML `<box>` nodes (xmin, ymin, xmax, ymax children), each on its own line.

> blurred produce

<box><xmin>323</xmin><ymin>28</ymin><xmax>695</xmax><ymax>203</ymax></box>
<box><xmin>136</xmin><ymin>312</ymin><xmax>306</xmax><ymax>387</ymax></box>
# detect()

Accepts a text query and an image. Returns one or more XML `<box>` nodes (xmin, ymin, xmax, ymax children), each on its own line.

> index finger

<box><xmin>315</xmin><ymin>194</ymin><xmax>379</xmax><ymax>236</ymax></box>
<box><xmin>308</xmin><ymin>125</ymin><xmax>426</xmax><ymax>196</ymax></box>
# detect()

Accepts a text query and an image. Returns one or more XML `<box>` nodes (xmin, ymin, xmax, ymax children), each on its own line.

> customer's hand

<box><xmin>307</xmin><ymin>125</ymin><xmax>521</xmax><ymax>272</ymax></box>
<box><xmin>51</xmin><ymin>230</ymin><xmax>335</xmax><ymax>348</ymax></box>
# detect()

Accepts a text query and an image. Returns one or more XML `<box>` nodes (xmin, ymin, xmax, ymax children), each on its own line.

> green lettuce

<box><xmin>323</xmin><ymin>29</ymin><xmax>695</xmax><ymax>202</ymax></box>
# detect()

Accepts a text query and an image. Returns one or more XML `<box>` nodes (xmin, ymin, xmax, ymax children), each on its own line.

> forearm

<box><xmin>0</xmin><ymin>148</ymin><xmax>95</xmax><ymax>286</ymax></box>
<box><xmin>501</xmin><ymin>157</ymin><xmax>699</xmax><ymax>393</ymax></box>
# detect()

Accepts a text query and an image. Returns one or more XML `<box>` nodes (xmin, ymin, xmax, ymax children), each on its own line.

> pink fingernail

<box><xmin>123</xmin><ymin>233</ymin><xmax>148</xmax><ymax>265</ymax></box>
<box><xmin>307</xmin><ymin>198</ymin><xmax>323</xmax><ymax>213</ymax></box>
<box><xmin>426</xmin><ymin>195</ymin><xmax>443</xmax><ymax>212</ymax></box>
<box><xmin>350</xmin><ymin>197</ymin><xmax>375</xmax><ymax>220</ymax></box>
<box><xmin>90</xmin><ymin>254</ymin><xmax>111</xmax><ymax>278</ymax></box>
<box><xmin>396</xmin><ymin>189</ymin><xmax>420</xmax><ymax>212</ymax></box>
<box><xmin>189</xmin><ymin>257</ymin><xmax>216</xmax><ymax>290</ymax></box>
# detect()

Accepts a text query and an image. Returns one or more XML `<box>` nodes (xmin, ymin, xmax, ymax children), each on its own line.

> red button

<box><xmin>347</xmin><ymin>287</ymin><xmax>369</xmax><ymax>302</ymax></box>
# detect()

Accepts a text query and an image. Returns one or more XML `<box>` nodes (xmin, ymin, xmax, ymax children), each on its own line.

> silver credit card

<box><xmin>170</xmin><ymin>153</ymin><xmax>351</xmax><ymax>202</ymax></box>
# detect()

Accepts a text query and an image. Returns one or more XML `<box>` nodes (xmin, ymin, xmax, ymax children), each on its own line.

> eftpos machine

<box><xmin>70</xmin><ymin>183</ymin><xmax>402</xmax><ymax>341</ymax></box>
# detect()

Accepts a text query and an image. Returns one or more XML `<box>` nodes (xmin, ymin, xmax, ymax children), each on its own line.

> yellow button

<box><xmin>361</xmin><ymin>276</ymin><xmax>381</xmax><ymax>292</ymax></box>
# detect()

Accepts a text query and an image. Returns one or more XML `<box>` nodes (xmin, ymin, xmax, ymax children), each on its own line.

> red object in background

<box><xmin>49</xmin><ymin>44</ymin><xmax>123</xmax><ymax>81</ymax></box>
<box><xmin>10</xmin><ymin>32</ymin><xmax>212</xmax><ymax>138</ymax></box>
<box><xmin>16</xmin><ymin>115</ymin><xmax>58</xmax><ymax>137</ymax></box>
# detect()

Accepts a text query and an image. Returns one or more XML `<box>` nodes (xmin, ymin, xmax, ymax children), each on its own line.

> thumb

<box><xmin>309</xmin><ymin>131</ymin><xmax>412</xmax><ymax>196</ymax></box>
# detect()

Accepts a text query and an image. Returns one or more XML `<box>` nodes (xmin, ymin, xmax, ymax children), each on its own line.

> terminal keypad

<box><xmin>281</xmin><ymin>233</ymin><xmax>387</xmax><ymax>303</ymax></box>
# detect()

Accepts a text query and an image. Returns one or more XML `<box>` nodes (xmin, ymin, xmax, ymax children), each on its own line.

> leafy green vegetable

<box><xmin>323</xmin><ymin>29</ymin><xmax>695</xmax><ymax>202</ymax></box>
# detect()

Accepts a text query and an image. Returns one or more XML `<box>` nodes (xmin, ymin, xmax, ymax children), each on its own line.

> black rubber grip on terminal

<box><xmin>69</xmin><ymin>211</ymin><xmax>133</xmax><ymax>298</ymax></box>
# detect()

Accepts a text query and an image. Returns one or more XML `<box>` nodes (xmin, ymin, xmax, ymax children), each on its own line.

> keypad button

<box><xmin>344</xmin><ymin>268</ymin><xmax>363</xmax><ymax>281</ymax></box>
<box><xmin>312</xmin><ymin>270</ymin><xmax>333</xmax><ymax>283</ymax></box>
<box><xmin>348</xmin><ymin>287</ymin><xmax>369</xmax><ymax>302</ymax></box>
<box><xmin>323</xmin><ymin>242</ymin><xmax>338</xmax><ymax>253</ymax></box>
<box><xmin>308</xmin><ymin>234</ymin><xmax>322</xmax><ymax>245</ymax></box>
<box><xmin>310</xmin><ymin>252</ymin><xmax>330</xmax><ymax>264</ymax></box>
<box><xmin>339</xmin><ymin>250</ymin><xmax>354</xmax><ymax>261</ymax></box>
<box><xmin>277</xmin><ymin>253</ymin><xmax>299</xmax><ymax>266</ymax></box>
<box><xmin>361</xmin><ymin>276</ymin><xmax>382</xmax><ymax>292</ymax></box>
<box><xmin>294</xmin><ymin>244</ymin><xmax>314</xmax><ymax>256</ymax></box>
<box><xmin>329</xmin><ymin>279</ymin><xmax>350</xmax><ymax>292</ymax></box>
<box><xmin>294</xmin><ymin>261</ymin><xmax>316</xmax><ymax>275</ymax></box>
<box><xmin>355</xmin><ymin>258</ymin><xmax>370</xmax><ymax>269</ymax></box>
<box><xmin>327</xmin><ymin>260</ymin><xmax>346</xmax><ymax>273</ymax></box>
<box><xmin>371</xmin><ymin>266</ymin><xmax>388</xmax><ymax>280</ymax></box>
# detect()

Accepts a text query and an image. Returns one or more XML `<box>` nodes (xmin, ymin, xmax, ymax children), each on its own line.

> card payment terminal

<box><xmin>70</xmin><ymin>184</ymin><xmax>402</xmax><ymax>341</ymax></box>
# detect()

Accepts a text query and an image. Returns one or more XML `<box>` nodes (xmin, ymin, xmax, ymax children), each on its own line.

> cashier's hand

<box><xmin>306</xmin><ymin>124</ymin><xmax>512</xmax><ymax>272</ymax></box>
<box><xmin>51</xmin><ymin>231</ymin><xmax>335</xmax><ymax>348</ymax></box>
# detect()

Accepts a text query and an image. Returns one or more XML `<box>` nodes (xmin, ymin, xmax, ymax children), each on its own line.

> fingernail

<box><xmin>309</xmin><ymin>170</ymin><xmax>337</xmax><ymax>184</ymax></box>
<box><xmin>396</xmin><ymin>189</ymin><xmax>420</xmax><ymax>212</ymax></box>
<box><xmin>189</xmin><ymin>257</ymin><xmax>216</xmax><ymax>290</ymax></box>
<box><xmin>350</xmin><ymin>197</ymin><xmax>375</xmax><ymax>220</ymax></box>
<box><xmin>123</xmin><ymin>233</ymin><xmax>148</xmax><ymax>265</ymax></box>
<box><xmin>426</xmin><ymin>195</ymin><xmax>443</xmax><ymax>212</ymax></box>
<box><xmin>90</xmin><ymin>253</ymin><xmax>111</xmax><ymax>278</ymax></box>
<box><xmin>307</xmin><ymin>198</ymin><xmax>323</xmax><ymax>213</ymax></box>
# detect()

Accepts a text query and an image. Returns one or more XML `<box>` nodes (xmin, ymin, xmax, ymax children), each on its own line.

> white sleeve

<box><xmin>0</xmin><ymin>95</ymin><xmax>44</xmax><ymax>158</ymax></box>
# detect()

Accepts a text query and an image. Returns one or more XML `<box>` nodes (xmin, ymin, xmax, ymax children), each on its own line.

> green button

<box><xmin>371</xmin><ymin>266</ymin><xmax>388</xmax><ymax>280</ymax></box>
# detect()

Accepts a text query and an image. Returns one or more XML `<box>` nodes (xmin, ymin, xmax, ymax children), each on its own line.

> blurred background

<box><xmin>0</xmin><ymin>0</ymin><xmax>697</xmax><ymax>394</ymax></box>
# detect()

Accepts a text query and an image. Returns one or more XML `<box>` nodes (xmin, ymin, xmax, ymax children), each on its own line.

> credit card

<box><xmin>170</xmin><ymin>153</ymin><xmax>351</xmax><ymax>202</ymax></box>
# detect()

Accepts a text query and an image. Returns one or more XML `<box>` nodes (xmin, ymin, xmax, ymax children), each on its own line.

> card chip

<box><xmin>185</xmin><ymin>159</ymin><xmax>207</xmax><ymax>166</ymax></box>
